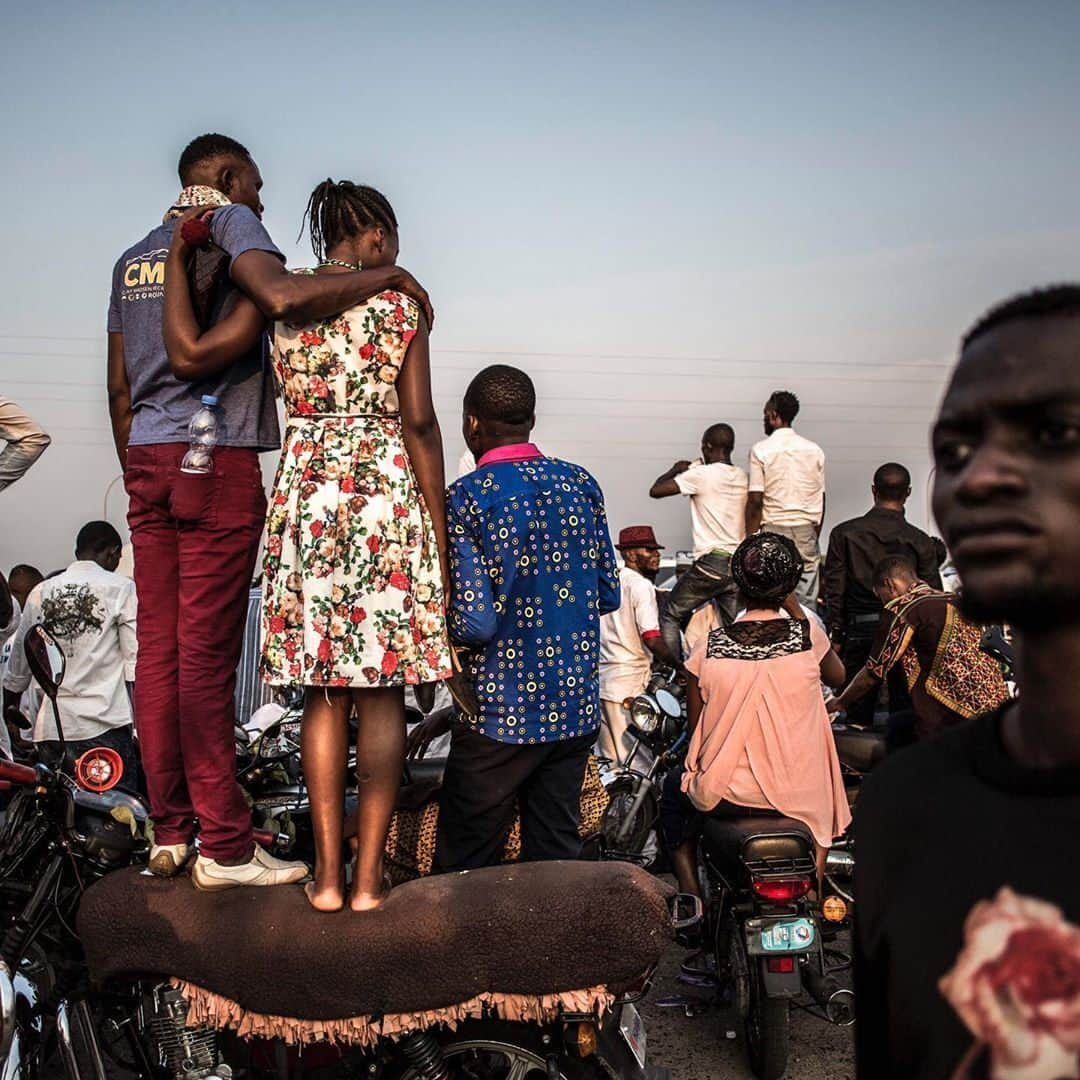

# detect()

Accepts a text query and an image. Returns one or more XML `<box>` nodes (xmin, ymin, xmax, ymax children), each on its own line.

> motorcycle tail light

<box><xmin>767</xmin><ymin>957</ymin><xmax>796</xmax><ymax>973</ymax></box>
<box><xmin>74</xmin><ymin>747</ymin><xmax>123</xmax><ymax>793</ymax></box>
<box><xmin>753</xmin><ymin>877</ymin><xmax>812</xmax><ymax>902</ymax></box>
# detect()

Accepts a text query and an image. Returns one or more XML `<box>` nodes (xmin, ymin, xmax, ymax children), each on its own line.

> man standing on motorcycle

<box><xmin>597</xmin><ymin>525</ymin><xmax>681</xmax><ymax>768</ymax></box>
<box><xmin>649</xmin><ymin>422</ymin><xmax>748</xmax><ymax>658</ymax></box>
<box><xmin>746</xmin><ymin>392</ymin><xmax>827</xmax><ymax>608</ymax></box>
<box><xmin>109</xmin><ymin>134</ymin><xmax>433</xmax><ymax>887</ymax></box>
<box><xmin>426</xmin><ymin>365</ymin><xmax>621</xmax><ymax>872</ymax></box>
<box><xmin>855</xmin><ymin>286</ymin><xmax>1080</xmax><ymax>1080</ymax></box>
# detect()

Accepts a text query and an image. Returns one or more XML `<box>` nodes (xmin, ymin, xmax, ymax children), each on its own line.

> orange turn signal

<box><xmin>572</xmin><ymin>1022</ymin><xmax>597</xmax><ymax>1057</ymax></box>
<box><xmin>822</xmin><ymin>895</ymin><xmax>848</xmax><ymax>923</ymax></box>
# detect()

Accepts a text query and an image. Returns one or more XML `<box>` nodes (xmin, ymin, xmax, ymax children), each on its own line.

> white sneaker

<box><xmin>252</xmin><ymin>844</ymin><xmax>310</xmax><ymax>874</ymax></box>
<box><xmin>148</xmin><ymin>843</ymin><xmax>191</xmax><ymax>878</ymax></box>
<box><xmin>191</xmin><ymin>851</ymin><xmax>308</xmax><ymax>891</ymax></box>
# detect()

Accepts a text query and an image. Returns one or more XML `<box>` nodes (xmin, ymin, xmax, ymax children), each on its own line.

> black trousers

<box><xmin>434</xmin><ymin>724</ymin><xmax>593</xmax><ymax>873</ymax></box>
<box><xmin>841</xmin><ymin>616</ymin><xmax>913</xmax><ymax>727</ymax></box>
<box><xmin>842</xmin><ymin>620</ymin><xmax>881</xmax><ymax>728</ymax></box>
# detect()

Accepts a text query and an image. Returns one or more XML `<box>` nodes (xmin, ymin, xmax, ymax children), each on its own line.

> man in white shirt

<box><xmin>456</xmin><ymin>447</ymin><xmax>476</xmax><ymax>478</ymax></box>
<box><xmin>597</xmin><ymin>526</ymin><xmax>680</xmax><ymax>766</ymax></box>
<box><xmin>746</xmin><ymin>391</ymin><xmax>826</xmax><ymax>607</ymax></box>
<box><xmin>650</xmin><ymin>423</ymin><xmax>748</xmax><ymax>659</ymax></box>
<box><xmin>0</xmin><ymin>396</ymin><xmax>51</xmax><ymax>493</ymax></box>
<box><xmin>3</xmin><ymin>522</ymin><xmax>139</xmax><ymax>788</ymax></box>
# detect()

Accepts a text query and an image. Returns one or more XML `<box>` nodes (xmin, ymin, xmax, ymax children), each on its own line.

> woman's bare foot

<box><xmin>305</xmin><ymin>880</ymin><xmax>345</xmax><ymax>913</ymax></box>
<box><xmin>349</xmin><ymin>874</ymin><xmax>391</xmax><ymax>913</ymax></box>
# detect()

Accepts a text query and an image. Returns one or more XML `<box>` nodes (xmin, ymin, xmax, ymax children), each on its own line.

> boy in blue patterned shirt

<box><xmin>431</xmin><ymin>365</ymin><xmax>620</xmax><ymax>871</ymax></box>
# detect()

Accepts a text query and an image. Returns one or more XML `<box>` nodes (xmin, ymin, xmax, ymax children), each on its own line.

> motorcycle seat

<box><xmin>77</xmin><ymin>859</ymin><xmax>673</xmax><ymax>1045</ymax></box>
<box><xmin>701</xmin><ymin>811</ymin><xmax>815</xmax><ymax>874</ymax></box>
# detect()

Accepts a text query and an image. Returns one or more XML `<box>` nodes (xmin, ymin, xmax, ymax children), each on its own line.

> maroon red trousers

<box><xmin>125</xmin><ymin>444</ymin><xmax>266</xmax><ymax>861</ymax></box>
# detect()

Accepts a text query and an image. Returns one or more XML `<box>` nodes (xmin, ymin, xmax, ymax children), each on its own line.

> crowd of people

<box><xmin>1</xmin><ymin>129</ymin><xmax>1078</xmax><ymax>1078</ymax></box>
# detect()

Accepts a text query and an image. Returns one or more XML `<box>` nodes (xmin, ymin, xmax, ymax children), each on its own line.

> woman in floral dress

<box><xmin>263</xmin><ymin>180</ymin><xmax>452</xmax><ymax>911</ymax></box>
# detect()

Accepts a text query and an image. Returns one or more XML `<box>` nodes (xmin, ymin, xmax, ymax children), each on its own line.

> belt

<box><xmin>286</xmin><ymin>412</ymin><xmax>399</xmax><ymax>422</ymax></box>
<box><xmin>848</xmin><ymin>613</ymin><xmax>881</xmax><ymax>626</ymax></box>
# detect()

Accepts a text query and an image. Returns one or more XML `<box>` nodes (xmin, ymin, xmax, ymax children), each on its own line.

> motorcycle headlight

<box><xmin>0</xmin><ymin>958</ymin><xmax>13</xmax><ymax>1060</ymax></box>
<box><xmin>628</xmin><ymin>695</ymin><xmax>661</xmax><ymax>736</ymax></box>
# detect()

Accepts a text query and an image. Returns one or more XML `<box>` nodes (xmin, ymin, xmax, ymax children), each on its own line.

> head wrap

<box><xmin>163</xmin><ymin>185</ymin><xmax>231</xmax><ymax>223</ymax></box>
<box><xmin>731</xmin><ymin>532</ymin><xmax>804</xmax><ymax>604</ymax></box>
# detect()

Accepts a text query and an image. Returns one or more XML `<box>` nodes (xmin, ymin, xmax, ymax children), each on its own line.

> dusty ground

<box><xmin>640</xmin><ymin>939</ymin><xmax>855</xmax><ymax>1080</ymax></box>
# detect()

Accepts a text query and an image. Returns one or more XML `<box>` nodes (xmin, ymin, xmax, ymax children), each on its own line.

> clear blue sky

<box><xmin>2</xmin><ymin>2</ymin><xmax>1078</xmax><ymax>568</ymax></box>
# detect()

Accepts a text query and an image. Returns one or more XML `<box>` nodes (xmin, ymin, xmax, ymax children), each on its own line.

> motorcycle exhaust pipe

<box><xmin>801</xmin><ymin>966</ymin><xmax>855</xmax><ymax>1026</ymax></box>
<box><xmin>824</xmin><ymin>849</ymin><xmax>854</xmax><ymax>877</ymax></box>
<box><xmin>56</xmin><ymin>999</ymin><xmax>108</xmax><ymax>1080</ymax></box>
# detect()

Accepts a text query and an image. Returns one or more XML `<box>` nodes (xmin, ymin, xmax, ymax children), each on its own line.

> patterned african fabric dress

<box><xmin>261</xmin><ymin>283</ymin><xmax>453</xmax><ymax>688</ymax></box>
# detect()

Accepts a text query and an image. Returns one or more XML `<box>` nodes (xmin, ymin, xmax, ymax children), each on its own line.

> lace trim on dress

<box><xmin>706</xmin><ymin>618</ymin><xmax>811</xmax><ymax>661</ymax></box>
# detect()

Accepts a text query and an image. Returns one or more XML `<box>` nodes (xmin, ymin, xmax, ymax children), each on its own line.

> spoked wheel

<box><xmin>401</xmin><ymin>1038</ymin><xmax>583</xmax><ymax>1080</ymax></box>
<box><xmin>399</xmin><ymin>1020</ymin><xmax>597</xmax><ymax>1080</ymax></box>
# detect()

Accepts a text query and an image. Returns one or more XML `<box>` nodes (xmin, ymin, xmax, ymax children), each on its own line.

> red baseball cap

<box><xmin>616</xmin><ymin>525</ymin><xmax>664</xmax><ymax>551</ymax></box>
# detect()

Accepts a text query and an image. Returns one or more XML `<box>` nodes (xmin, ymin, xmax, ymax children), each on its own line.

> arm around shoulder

<box><xmin>230</xmin><ymin>250</ymin><xmax>432</xmax><ymax>326</ymax></box>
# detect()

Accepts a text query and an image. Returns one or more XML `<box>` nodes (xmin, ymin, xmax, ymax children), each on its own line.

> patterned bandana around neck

<box><xmin>163</xmin><ymin>185</ymin><xmax>231</xmax><ymax>223</ymax></box>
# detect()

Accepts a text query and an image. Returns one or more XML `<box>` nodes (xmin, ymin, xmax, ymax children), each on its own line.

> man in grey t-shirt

<box><xmin>108</xmin><ymin>133</ymin><xmax>435</xmax><ymax>889</ymax></box>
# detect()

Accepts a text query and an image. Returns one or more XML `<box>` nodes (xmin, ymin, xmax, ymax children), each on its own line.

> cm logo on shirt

<box><xmin>123</xmin><ymin>259</ymin><xmax>165</xmax><ymax>287</ymax></box>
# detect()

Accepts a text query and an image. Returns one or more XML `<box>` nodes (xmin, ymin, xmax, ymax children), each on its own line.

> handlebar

<box><xmin>0</xmin><ymin>760</ymin><xmax>37</xmax><ymax>786</ymax></box>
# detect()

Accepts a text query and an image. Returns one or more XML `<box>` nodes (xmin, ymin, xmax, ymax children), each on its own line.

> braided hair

<box><xmin>300</xmin><ymin>179</ymin><xmax>399</xmax><ymax>261</ymax></box>
<box><xmin>731</xmin><ymin>532</ymin><xmax>805</xmax><ymax>605</ymax></box>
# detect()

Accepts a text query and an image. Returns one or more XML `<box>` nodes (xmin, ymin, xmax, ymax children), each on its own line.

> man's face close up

<box><xmin>932</xmin><ymin>314</ymin><xmax>1080</xmax><ymax>627</ymax></box>
<box><xmin>627</xmin><ymin>547</ymin><xmax>661</xmax><ymax>580</ymax></box>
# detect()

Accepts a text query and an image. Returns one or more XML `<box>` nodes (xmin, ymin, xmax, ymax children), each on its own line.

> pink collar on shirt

<box><xmin>476</xmin><ymin>442</ymin><xmax>544</xmax><ymax>468</ymax></box>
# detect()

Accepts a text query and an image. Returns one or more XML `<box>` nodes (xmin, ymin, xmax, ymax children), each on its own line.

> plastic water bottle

<box><xmin>180</xmin><ymin>395</ymin><xmax>220</xmax><ymax>474</ymax></box>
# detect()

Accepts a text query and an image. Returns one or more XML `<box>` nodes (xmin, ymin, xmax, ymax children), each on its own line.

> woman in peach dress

<box><xmin>660</xmin><ymin>532</ymin><xmax>849</xmax><ymax>894</ymax></box>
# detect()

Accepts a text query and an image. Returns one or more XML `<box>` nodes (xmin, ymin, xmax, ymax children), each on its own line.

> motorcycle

<box><xmin>0</xmin><ymin>622</ymin><xmax>154</xmax><ymax>1078</ymax></box>
<box><xmin>695</xmin><ymin>809</ymin><xmax>855</xmax><ymax>1080</ymax></box>
<box><xmin>1</xmin><ymin>625</ymin><xmax>682</xmax><ymax>1079</ymax></box>
<box><xmin>236</xmin><ymin>696</ymin><xmax>440</xmax><ymax>862</ymax></box>
<box><xmin>594</xmin><ymin>672</ymin><xmax>686</xmax><ymax>865</ymax></box>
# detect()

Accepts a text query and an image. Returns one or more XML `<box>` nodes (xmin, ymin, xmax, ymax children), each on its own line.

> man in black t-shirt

<box><xmin>854</xmin><ymin>286</ymin><xmax>1080</xmax><ymax>1079</ymax></box>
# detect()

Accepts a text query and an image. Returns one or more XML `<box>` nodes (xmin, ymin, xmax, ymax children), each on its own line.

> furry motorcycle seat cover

<box><xmin>77</xmin><ymin>860</ymin><xmax>674</xmax><ymax>1046</ymax></box>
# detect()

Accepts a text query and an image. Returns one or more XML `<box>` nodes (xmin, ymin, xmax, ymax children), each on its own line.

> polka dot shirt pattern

<box><xmin>447</xmin><ymin>451</ymin><xmax>621</xmax><ymax>744</ymax></box>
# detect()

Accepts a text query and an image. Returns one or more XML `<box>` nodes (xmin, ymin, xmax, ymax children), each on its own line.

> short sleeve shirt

<box><xmin>599</xmin><ymin>567</ymin><xmax>661</xmax><ymax>701</ymax></box>
<box><xmin>748</xmin><ymin>428</ymin><xmax>825</xmax><ymax>527</ymax></box>
<box><xmin>675</xmin><ymin>462</ymin><xmax>748</xmax><ymax>558</ymax></box>
<box><xmin>107</xmin><ymin>204</ymin><xmax>283</xmax><ymax>449</ymax></box>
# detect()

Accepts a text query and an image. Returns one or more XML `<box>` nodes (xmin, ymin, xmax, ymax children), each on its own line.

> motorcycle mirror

<box><xmin>25</xmin><ymin>624</ymin><xmax>65</xmax><ymax>699</ymax></box>
<box><xmin>25</xmin><ymin>624</ymin><xmax>69</xmax><ymax>755</ymax></box>
<box><xmin>655</xmin><ymin>688</ymin><xmax>681</xmax><ymax>719</ymax></box>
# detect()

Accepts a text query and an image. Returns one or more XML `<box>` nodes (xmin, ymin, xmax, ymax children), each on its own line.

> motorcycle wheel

<box><xmin>400</xmin><ymin>1019</ymin><xmax>596</xmax><ymax>1079</ymax></box>
<box><xmin>746</xmin><ymin>959</ymin><xmax>790</xmax><ymax>1080</ymax></box>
